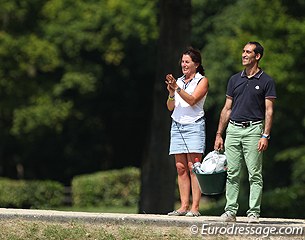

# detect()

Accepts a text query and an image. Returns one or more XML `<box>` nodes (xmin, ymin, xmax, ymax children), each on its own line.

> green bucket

<box><xmin>195</xmin><ymin>170</ymin><xmax>227</xmax><ymax>195</ymax></box>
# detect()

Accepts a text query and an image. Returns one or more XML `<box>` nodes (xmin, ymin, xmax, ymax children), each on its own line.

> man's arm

<box><xmin>258</xmin><ymin>98</ymin><xmax>275</xmax><ymax>151</ymax></box>
<box><xmin>263</xmin><ymin>98</ymin><xmax>275</xmax><ymax>136</ymax></box>
<box><xmin>214</xmin><ymin>96</ymin><xmax>233</xmax><ymax>150</ymax></box>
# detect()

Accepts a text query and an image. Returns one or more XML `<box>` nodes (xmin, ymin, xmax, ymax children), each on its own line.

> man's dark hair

<box><xmin>248</xmin><ymin>41</ymin><xmax>264</xmax><ymax>60</ymax></box>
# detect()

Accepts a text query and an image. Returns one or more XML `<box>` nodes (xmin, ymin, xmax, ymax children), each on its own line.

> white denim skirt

<box><xmin>169</xmin><ymin>117</ymin><xmax>206</xmax><ymax>155</ymax></box>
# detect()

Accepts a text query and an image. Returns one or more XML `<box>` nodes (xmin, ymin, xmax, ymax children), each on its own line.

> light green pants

<box><xmin>224</xmin><ymin>122</ymin><xmax>264</xmax><ymax>216</ymax></box>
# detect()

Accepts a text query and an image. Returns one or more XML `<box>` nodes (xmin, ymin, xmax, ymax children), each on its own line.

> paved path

<box><xmin>0</xmin><ymin>208</ymin><xmax>304</xmax><ymax>237</ymax></box>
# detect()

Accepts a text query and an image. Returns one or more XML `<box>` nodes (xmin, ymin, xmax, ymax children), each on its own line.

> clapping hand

<box><xmin>165</xmin><ymin>74</ymin><xmax>177</xmax><ymax>91</ymax></box>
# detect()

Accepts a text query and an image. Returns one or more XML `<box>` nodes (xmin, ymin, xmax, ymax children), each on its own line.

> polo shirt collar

<box><xmin>241</xmin><ymin>68</ymin><xmax>264</xmax><ymax>79</ymax></box>
<box><xmin>181</xmin><ymin>72</ymin><xmax>202</xmax><ymax>82</ymax></box>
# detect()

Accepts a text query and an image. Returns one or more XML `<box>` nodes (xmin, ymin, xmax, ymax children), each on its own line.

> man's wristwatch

<box><xmin>176</xmin><ymin>87</ymin><xmax>181</xmax><ymax>93</ymax></box>
<box><xmin>261</xmin><ymin>134</ymin><xmax>270</xmax><ymax>139</ymax></box>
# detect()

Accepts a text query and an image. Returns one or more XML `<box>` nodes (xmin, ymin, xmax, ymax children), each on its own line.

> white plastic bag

<box><xmin>200</xmin><ymin>150</ymin><xmax>227</xmax><ymax>173</ymax></box>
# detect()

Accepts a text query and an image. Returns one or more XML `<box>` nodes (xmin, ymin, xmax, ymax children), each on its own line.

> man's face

<box><xmin>242</xmin><ymin>44</ymin><xmax>259</xmax><ymax>67</ymax></box>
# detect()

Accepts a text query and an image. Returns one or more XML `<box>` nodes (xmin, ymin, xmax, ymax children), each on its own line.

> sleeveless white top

<box><xmin>171</xmin><ymin>72</ymin><xmax>207</xmax><ymax>124</ymax></box>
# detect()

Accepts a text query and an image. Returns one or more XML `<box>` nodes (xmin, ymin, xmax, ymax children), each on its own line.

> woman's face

<box><xmin>181</xmin><ymin>54</ymin><xmax>198</xmax><ymax>76</ymax></box>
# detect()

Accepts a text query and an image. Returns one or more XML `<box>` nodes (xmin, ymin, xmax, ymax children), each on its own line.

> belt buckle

<box><xmin>241</xmin><ymin>122</ymin><xmax>250</xmax><ymax>128</ymax></box>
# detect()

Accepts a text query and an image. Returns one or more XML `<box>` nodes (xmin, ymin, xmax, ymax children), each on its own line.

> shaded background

<box><xmin>0</xmin><ymin>0</ymin><xmax>304</xmax><ymax>217</ymax></box>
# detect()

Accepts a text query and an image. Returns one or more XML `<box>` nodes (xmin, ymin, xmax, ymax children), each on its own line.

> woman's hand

<box><xmin>165</xmin><ymin>74</ymin><xmax>176</xmax><ymax>111</ymax></box>
<box><xmin>165</xmin><ymin>74</ymin><xmax>178</xmax><ymax>91</ymax></box>
<box><xmin>167</xmin><ymin>84</ymin><xmax>174</xmax><ymax>95</ymax></box>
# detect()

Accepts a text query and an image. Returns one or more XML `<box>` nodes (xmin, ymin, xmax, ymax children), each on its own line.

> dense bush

<box><xmin>202</xmin><ymin>185</ymin><xmax>305</xmax><ymax>219</ymax></box>
<box><xmin>0</xmin><ymin>178</ymin><xmax>65</xmax><ymax>208</ymax></box>
<box><xmin>262</xmin><ymin>185</ymin><xmax>305</xmax><ymax>219</ymax></box>
<box><xmin>72</xmin><ymin>167</ymin><xmax>140</xmax><ymax>207</ymax></box>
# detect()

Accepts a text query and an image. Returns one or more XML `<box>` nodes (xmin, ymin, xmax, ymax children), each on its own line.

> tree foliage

<box><xmin>203</xmin><ymin>0</ymin><xmax>305</xmax><ymax>217</ymax></box>
<box><xmin>0</xmin><ymin>0</ymin><xmax>157</xmax><ymax>182</ymax></box>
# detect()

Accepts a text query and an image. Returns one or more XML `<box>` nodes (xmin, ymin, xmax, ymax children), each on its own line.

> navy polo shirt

<box><xmin>226</xmin><ymin>69</ymin><xmax>276</xmax><ymax>122</ymax></box>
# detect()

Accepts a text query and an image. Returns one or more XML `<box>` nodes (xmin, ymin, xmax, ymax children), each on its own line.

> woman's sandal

<box><xmin>167</xmin><ymin>210</ymin><xmax>188</xmax><ymax>216</ymax></box>
<box><xmin>185</xmin><ymin>211</ymin><xmax>201</xmax><ymax>217</ymax></box>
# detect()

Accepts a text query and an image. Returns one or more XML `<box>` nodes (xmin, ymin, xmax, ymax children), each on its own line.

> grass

<box><xmin>1</xmin><ymin>219</ymin><xmax>302</xmax><ymax>240</ymax></box>
<box><xmin>2</xmin><ymin>199</ymin><xmax>302</xmax><ymax>239</ymax></box>
<box><xmin>55</xmin><ymin>205</ymin><xmax>138</xmax><ymax>214</ymax></box>
<box><xmin>1</xmin><ymin>204</ymin><xmax>303</xmax><ymax>240</ymax></box>
<box><xmin>0</xmin><ymin>201</ymin><xmax>217</xmax><ymax>240</ymax></box>
<box><xmin>51</xmin><ymin>197</ymin><xmax>223</xmax><ymax>215</ymax></box>
<box><xmin>0</xmin><ymin>219</ymin><xmax>206</xmax><ymax>240</ymax></box>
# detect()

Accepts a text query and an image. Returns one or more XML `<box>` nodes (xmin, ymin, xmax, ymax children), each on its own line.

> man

<box><xmin>214</xmin><ymin>42</ymin><xmax>276</xmax><ymax>223</ymax></box>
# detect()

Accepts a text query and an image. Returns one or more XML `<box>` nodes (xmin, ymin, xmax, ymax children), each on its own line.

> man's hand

<box><xmin>214</xmin><ymin>134</ymin><xmax>224</xmax><ymax>151</ymax></box>
<box><xmin>258</xmin><ymin>138</ymin><xmax>268</xmax><ymax>152</ymax></box>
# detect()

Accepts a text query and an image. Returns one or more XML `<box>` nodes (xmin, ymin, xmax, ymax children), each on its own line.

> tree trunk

<box><xmin>139</xmin><ymin>0</ymin><xmax>191</xmax><ymax>214</ymax></box>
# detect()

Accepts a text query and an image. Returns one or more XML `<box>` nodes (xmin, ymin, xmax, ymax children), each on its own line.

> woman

<box><xmin>166</xmin><ymin>47</ymin><xmax>208</xmax><ymax>217</ymax></box>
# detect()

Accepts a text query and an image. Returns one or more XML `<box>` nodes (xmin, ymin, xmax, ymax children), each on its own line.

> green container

<box><xmin>195</xmin><ymin>170</ymin><xmax>227</xmax><ymax>195</ymax></box>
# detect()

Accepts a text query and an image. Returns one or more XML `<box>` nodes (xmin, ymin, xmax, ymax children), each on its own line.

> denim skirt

<box><xmin>169</xmin><ymin>117</ymin><xmax>206</xmax><ymax>155</ymax></box>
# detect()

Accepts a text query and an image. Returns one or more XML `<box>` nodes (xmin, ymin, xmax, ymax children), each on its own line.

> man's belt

<box><xmin>229</xmin><ymin>120</ymin><xmax>263</xmax><ymax>128</ymax></box>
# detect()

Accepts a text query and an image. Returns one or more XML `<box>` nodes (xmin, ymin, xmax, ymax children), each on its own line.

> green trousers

<box><xmin>224</xmin><ymin>122</ymin><xmax>264</xmax><ymax>216</ymax></box>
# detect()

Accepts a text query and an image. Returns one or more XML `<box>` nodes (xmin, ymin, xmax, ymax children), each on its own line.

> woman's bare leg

<box><xmin>187</xmin><ymin>153</ymin><xmax>202</xmax><ymax>213</ymax></box>
<box><xmin>175</xmin><ymin>153</ymin><xmax>190</xmax><ymax>212</ymax></box>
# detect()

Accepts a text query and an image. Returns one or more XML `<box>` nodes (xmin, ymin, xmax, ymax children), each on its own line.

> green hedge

<box><xmin>0</xmin><ymin>178</ymin><xmax>64</xmax><ymax>208</ymax></box>
<box><xmin>261</xmin><ymin>185</ymin><xmax>305</xmax><ymax>218</ymax></box>
<box><xmin>202</xmin><ymin>185</ymin><xmax>305</xmax><ymax>219</ymax></box>
<box><xmin>72</xmin><ymin>167</ymin><xmax>140</xmax><ymax>207</ymax></box>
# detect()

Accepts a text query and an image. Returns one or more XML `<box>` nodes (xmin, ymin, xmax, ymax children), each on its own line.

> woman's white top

<box><xmin>171</xmin><ymin>72</ymin><xmax>207</xmax><ymax>124</ymax></box>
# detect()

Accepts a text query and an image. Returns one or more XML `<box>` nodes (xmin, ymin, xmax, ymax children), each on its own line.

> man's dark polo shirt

<box><xmin>226</xmin><ymin>69</ymin><xmax>276</xmax><ymax>122</ymax></box>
